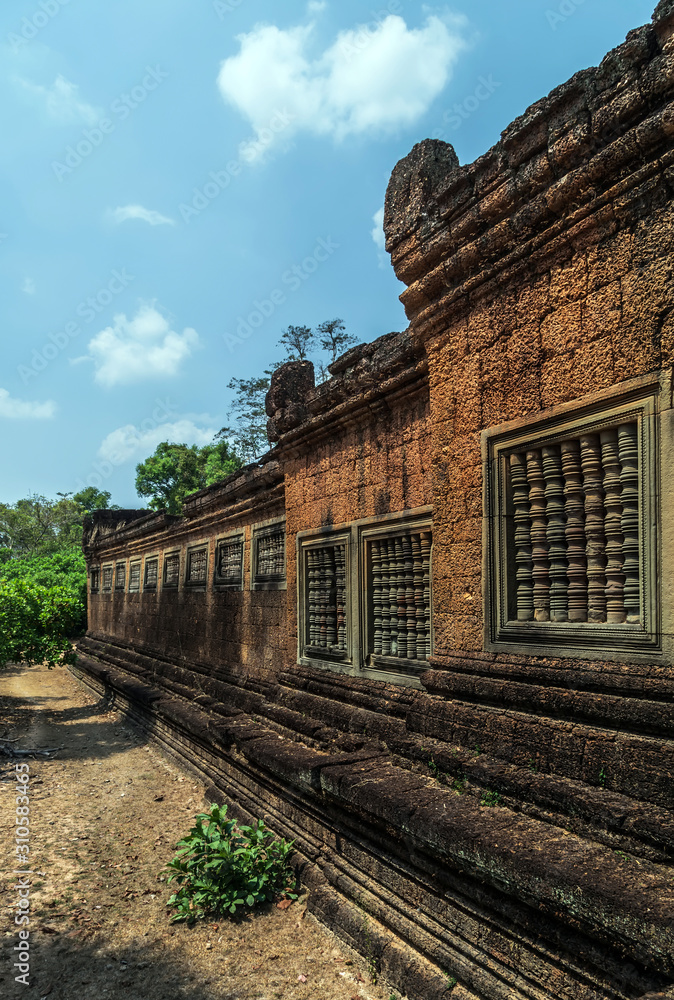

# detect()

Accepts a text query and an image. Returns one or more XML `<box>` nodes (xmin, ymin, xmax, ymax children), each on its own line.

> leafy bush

<box><xmin>0</xmin><ymin>578</ymin><xmax>85</xmax><ymax>668</ymax></box>
<box><xmin>0</xmin><ymin>550</ymin><xmax>87</xmax><ymax>606</ymax></box>
<box><xmin>163</xmin><ymin>803</ymin><xmax>297</xmax><ymax>923</ymax></box>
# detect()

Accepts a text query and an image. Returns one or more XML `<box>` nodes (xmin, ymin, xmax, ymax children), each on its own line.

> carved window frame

<box><xmin>251</xmin><ymin>518</ymin><xmax>286</xmax><ymax>591</ymax></box>
<box><xmin>214</xmin><ymin>531</ymin><xmax>245</xmax><ymax>591</ymax></box>
<box><xmin>102</xmin><ymin>564</ymin><xmax>113</xmax><ymax>593</ymax></box>
<box><xmin>128</xmin><ymin>560</ymin><xmax>141</xmax><ymax>593</ymax></box>
<box><xmin>90</xmin><ymin>566</ymin><xmax>100</xmax><ymax>594</ymax></box>
<box><xmin>483</xmin><ymin>374</ymin><xmax>663</xmax><ymax>660</ymax></box>
<box><xmin>359</xmin><ymin>514</ymin><xmax>433</xmax><ymax>682</ymax></box>
<box><xmin>114</xmin><ymin>561</ymin><xmax>127</xmax><ymax>593</ymax></box>
<box><xmin>297</xmin><ymin>529</ymin><xmax>353</xmax><ymax>669</ymax></box>
<box><xmin>297</xmin><ymin>507</ymin><xmax>433</xmax><ymax>686</ymax></box>
<box><xmin>143</xmin><ymin>555</ymin><xmax>159</xmax><ymax>592</ymax></box>
<box><xmin>162</xmin><ymin>549</ymin><xmax>181</xmax><ymax>590</ymax></box>
<box><xmin>185</xmin><ymin>543</ymin><xmax>209</xmax><ymax>590</ymax></box>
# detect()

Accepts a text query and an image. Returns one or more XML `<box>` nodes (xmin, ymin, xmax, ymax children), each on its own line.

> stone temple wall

<box><xmin>74</xmin><ymin>6</ymin><xmax>674</xmax><ymax>999</ymax></box>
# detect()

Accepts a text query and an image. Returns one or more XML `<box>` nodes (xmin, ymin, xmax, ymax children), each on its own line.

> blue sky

<box><xmin>0</xmin><ymin>0</ymin><xmax>656</xmax><ymax>506</ymax></box>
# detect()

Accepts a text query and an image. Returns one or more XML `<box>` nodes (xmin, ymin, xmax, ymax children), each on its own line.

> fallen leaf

<box><xmin>276</xmin><ymin>899</ymin><xmax>293</xmax><ymax>910</ymax></box>
<box><xmin>297</xmin><ymin>974</ymin><xmax>307</xmax><ymax>982</ymax></box>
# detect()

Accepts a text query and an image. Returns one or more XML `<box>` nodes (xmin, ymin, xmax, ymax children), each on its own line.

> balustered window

<box><xmin>364</xmin><ymin>527</ymin><xmax>432</xmax><ymax>669</ymax></box>
<box><xmin>186</xmin><ymin>545</ymin><xmax>208</xmax><ymax>588</ymax></box>
<box><xmin>144</xmin><ymin>557</ymin><xmax>158</xmax><ymax>591</ymax></box>
<box><xmin>90</xmin><ymin>567</ymin><xmax>100</xmax><ymax>593</ymax></box>
<box><xmin>300</xmin><ymin>537</ymin><xmax>350</xmax><ymax>662</ymax></box>
<box><xmin>215</xmin><ymin>533</ymin><xmax>244</xmax><ymax>590</ymax></box>
<box><xmin>128</xmin><ymin>561</ymin><xmax>141</xmax><ymax>592</ymax></box>
<box><xmin>102</xmin><ymin>565</ymin><xmax>113</xmax><ymax>592</ymax></box>
<box><xmin>163</xmin><ymin>551</ymin><xmax>180</xmax><ymax>589</ymax></box>
<box><xmin>297</xmin><ymin>508</ymin><xmax>433</xmax><ymax>683</ymax></box>
<box><xmin>484</xmin><ymin>379</ymin><xmax>660</xmax><ymax>659</ymax></box>
<box><xmin>114</xmin><ymin>562</ymin><xmax>126</xmax><ymax>592</ymax></box>
<box><xmin>251</xmin><ymin>520</ymin><xmax>286</xmax><ymax>591</ymax></box>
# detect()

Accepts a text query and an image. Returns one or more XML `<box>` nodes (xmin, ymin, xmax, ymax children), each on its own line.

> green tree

<box><xmin>0</xmin><ymin>578</ymin><xmax>84</xmax><ymax>668</ymax></box>
<box><xmin>218</xmin><ymin>375</ymin><xmax>272</xmax><ymax>464</ymax></box>
<box><xmin>316</xmin><ymin>318</ymin><xmax>356</xmax><ymax>364</ymax></box>
<box><xmin>315</xmin><ymin>317</ymin><xmax>355</xmax><ymax>381</ymax></box>
<box><xmin>135</xmin><ymin>439</ymin><xmax>242</xmax><ymax>514</ymax></box>
<box><xmin>0</xmin><ymin>494</ymin><xmax>73</xmax><ymax>558</ymax></box>
<box><xmin>278</xmin><ymin>324</ymin><xmax>315</xmax><ymax>361</ymax></box>
<box><xmin>72</xmin><ymin>487</ymin><xmax>117</xmax><ymax>514</ymax></box>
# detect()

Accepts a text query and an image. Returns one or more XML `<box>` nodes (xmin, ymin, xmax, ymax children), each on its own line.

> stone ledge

<box><xmin>73</xmin><ymin>641</ymin><xmax>674</xmax><ymax>990</ymax></box>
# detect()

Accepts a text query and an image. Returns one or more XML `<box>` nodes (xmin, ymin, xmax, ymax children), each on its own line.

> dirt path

<box><xmin>1</xmin><ymin>663</ymin><xmax>397</xmax><ymax>1000</ymax></box>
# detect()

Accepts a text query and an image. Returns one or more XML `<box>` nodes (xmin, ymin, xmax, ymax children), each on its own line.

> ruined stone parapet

<box><xmin>385</xmin><ymin>7</ymin><xmax>674</xmax><ymax>339</ymax></box>
<box><xmin>266</xmin><ymin>330</ymin><xmax>426</xmax><ymax>452</ymax></box>
<box><xmin>82</xmin><ymin>509</ymin><xmax>152</xmax><ymax>554</ymax></box>
<box><xmin>265</xmin><ymin>360</ymin><xmax>315</xmax><ymax>443</ymax></box>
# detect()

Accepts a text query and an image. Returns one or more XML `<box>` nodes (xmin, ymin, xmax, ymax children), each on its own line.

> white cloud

<box><xmin>0</xmin><ymin>389</ymin><xmax>55</xmax><ymax>419</ymax></box>
<box><xmin>109</xmin><ymin>204</ymin><xmax>175</xmax><ymax>227</ymax></box>
<box><xmin>307</xmin><ymin>1</ymin><xmax>327</xmax><ymax>11</ymax></box>
<box><xmin>371</xmin><ymin>205</ymin><xmax>388</xmax><ymax>268</ymax></box>
<box><xmin>98</xmin><ymin>420</ymin><xmax>216</xmax><ymax>465</ymax></box>
<box><xmin>371</xmin><ymin>206</ymin><xmax>385</xmax><ymax>251</ymax></box>
<box><xmin>14</xmin><ymin>74</ymin><xmax>102</xmax><ymax>125</ymax></box>
<box><xmin>217</xmin><ymin>12</ymin><xmax>467</xmax><ymax>160</ymax></box>
<box><xmin>83</xmin><ymin>304</ymin><xmax>200</xmax><ymax>387</ymax></box>
<box><xmin>22</xmin><ymin>277</ymin><xmax>36</xmax><ymax>295</ymax></box>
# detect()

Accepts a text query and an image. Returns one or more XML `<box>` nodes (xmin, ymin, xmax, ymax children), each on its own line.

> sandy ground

<box><xmin>0</xmin><ymin>662</ymin><xmax>399</xmax><ymax>1000</ymax></box>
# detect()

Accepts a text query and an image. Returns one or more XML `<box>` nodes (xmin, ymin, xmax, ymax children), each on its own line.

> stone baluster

<box><xmin>600</xmin><ymin>428</ymin><xmax>626</xmax><ymax>623</ymax></box>
<box><xmin>307</xmin><ymin>549</ymin><xmax>318</xmax><ymax>645</ymax></box>
<box><xmin>395</xmin><ymin>536</ymin><xmax>407</xmax><ymax>658</ymax></box>
<box><xmin>509</xmin><ymin>452</ymin><xmax>534</xmax><ymax>622</ymax></box>
<box><xmin>542</xmin><ymin>444</ymin><xmax>568</xmax><ymax>621</ymax></box>
<box><xmin>335</xmin><ymin>544</ymin><xmax>347</xmax><ymax>650</ymax></box>
<box><xmin>403</xmin><ymin>533</ymin><xmax>417</xmax><ymax>660</ymax></box>
<box><xmin>413</xmin><ymin>533</ymin><xmax>425</xmax><ymax>657</ymax></box>
<box><xmin>561</xmin><ymin>439</ymin><xmax>588</xmax><ymax>622</ymax></box>
<box><xmin>618</xmin><ymin>423</ymin><xmax>640</xmax><ymax>624</ymax></box>
<box><xmin>580</xmin><ymin>434</ymin><xmax>607</xmax><ymax>623</ymax></box>
<box><xmin>381</xmin><ymin>539</ymin><xmax>392</xmax><ymax>655</ymax></box>
<box><xmin>388</xmin><ymin>539</ymin><xmax>399</xmax><ymax>656</ymax></box>
<box><xmin>526</xmin><ymin>449</ymin><xmax>550</xmax><ymax>622</ymax></box>
<box><xmin>324</xmin><ymin>548</ymin><xmax>338</xmax><ymax>647</ymax></box>
<box><xmin>372</xmin><ymin>540</ymin><xmax>383</xmax><ymax>654</ymax></box>
<box><xmin>420</xmin><ymin>531</ymin><xmax>432</xmax><ymax>659</ymax></box>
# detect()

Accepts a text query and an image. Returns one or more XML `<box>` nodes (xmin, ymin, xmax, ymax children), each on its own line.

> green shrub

<box><xmin>163</xmin><ymin>803</ymin><xmax>296</xmax><ymax>923</ymax></box>
<box><xmin>0</xmin><ymin>550</ymin><xmax>87</xmax><ymax>606</ymax></box>
<box><xmin>0</xmin><ymin>578</ymin><xmax>84</xmax><ymax>668</ymax></box>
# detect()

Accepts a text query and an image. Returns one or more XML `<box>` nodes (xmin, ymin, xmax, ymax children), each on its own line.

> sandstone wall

<box><xmin>74</xmin><ymin>6</ymin><xmax>674</xmax><ymax>998</ymax></box>
<box><xmin>385</xmin><ymin>6</ymin><xmax>674</xmax><ymax>655</ymax></box>
<box><xmin>84</xmin><ymin>466</ymin><xmax>287</xmax><ymax>681</ymax></box>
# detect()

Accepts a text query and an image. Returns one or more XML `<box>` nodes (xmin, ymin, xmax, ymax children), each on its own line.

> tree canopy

<box><xmin>0</xmin><ymin>487</ymin><xmax>117</xmax><ymax>561</ymax></box>
<box><xmin>135</xmin><ymin>438</ymin><xmax>243</xmax><ymax>515</ymax></box>
<box><xmin>218</xmin><ymin>318</ymin><xmax>357</xmax><ymax>462</ymax></box>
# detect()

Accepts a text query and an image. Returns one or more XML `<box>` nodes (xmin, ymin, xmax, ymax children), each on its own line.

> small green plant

<box><xmin>474</xmin><ymin>745</ymin><xmax>481</xmax><ymax>756</ymax></box>
<box><xmin>598</xmin><ymin>767</ymin><xmax>607</xmax><ymax>788</ymax></box>
<box><xmin>0</xmin><ymin>578</ymin><xmax>84</xmax><ymax>668</ymax></box>
<box><xmin>451</xmin><ymin>774</ymin><xmax>467</xmax><ymax>795</ymax></box>
<box><xmin>162</xmin><ymin>803</ymin><xmax>296</xmax><ymax>924</ymax></box>
<box><xmin>361</xmin><ymin>915</ymin><xmax>379</xmax><ymax>984</ymax></box>
<box><xmin>528</xmin><ymin>758</ymin><xmax>538</xmax><ymax>773</ymax></box>
<box><xmin>480</xmin><ymin>790</ymin><xmax>501</xmax><ymax>807</ymax></box>
<box><xmin>444</xmin><ymin>971</ymin><xmax>458</xmax><ymax>989</ymax></box>
<box><xmin>614</xmin><ymin>849</ymin><xmax>630</xmax><ymax>862</ymax></box>
<box><xmin>428</xmin><ymin>757</ymin><xmax>440</xmax><ymax>778</ymax></box>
